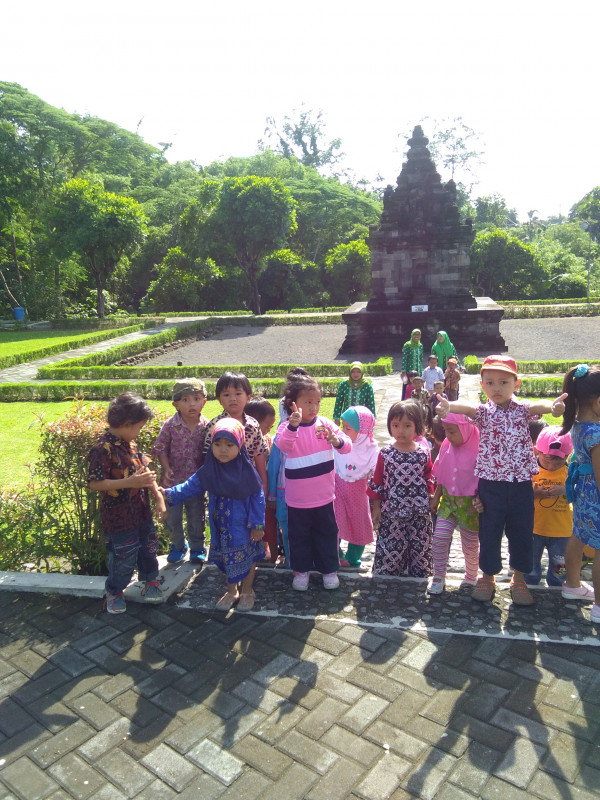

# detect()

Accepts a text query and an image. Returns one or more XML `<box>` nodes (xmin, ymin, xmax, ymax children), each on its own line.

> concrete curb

<box><xmin>0</xmin><ymin>555</ymin><xmax>200</xmax><ymax>604</ymax></box>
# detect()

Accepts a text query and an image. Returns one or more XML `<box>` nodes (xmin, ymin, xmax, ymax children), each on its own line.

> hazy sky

<box><xmin>3</xmin><ymin>0</ymin><xmax>599</xmax><ymax>220</ymax></box>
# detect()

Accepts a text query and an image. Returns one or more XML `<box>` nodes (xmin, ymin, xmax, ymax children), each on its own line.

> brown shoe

<box><xmin>510</xmin><ymin>580</ymin><xmax>534</xmax><ymax>606</ymax></box>
<box><xmin>471</xmin><ymin>576</ymin><xmax>495</xmax><ymax>602</ymax></box>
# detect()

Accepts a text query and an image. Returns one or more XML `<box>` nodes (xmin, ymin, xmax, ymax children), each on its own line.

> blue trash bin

<box><xmin>13</xmin><ymin>307</ymin><xmax>25</xmax><ymax>321</ymax></box>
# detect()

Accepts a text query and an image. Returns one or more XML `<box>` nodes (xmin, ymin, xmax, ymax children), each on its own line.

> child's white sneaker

<box><xmin>427</xmin><ymin>578</ymin><xmax>444</xmax><ymax>594</ymax></box>
<box><xmin>323</xmin><ymin>572</ymin><xmax>339</xmax><ymax>590</ymax></box>
<box><xmin>292</xmin><ymin>572</ymin><xmax>309</xmax><ymax>591</ymax></box>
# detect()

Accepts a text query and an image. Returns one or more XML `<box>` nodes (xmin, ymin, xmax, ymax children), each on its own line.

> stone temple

<box><xmin>340</xmin><ymin>125</ymin><xmax>506</xmax><ymax>354</ymax></box>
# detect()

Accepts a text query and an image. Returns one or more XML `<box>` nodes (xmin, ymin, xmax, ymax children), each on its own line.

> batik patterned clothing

<box><xmin>200</xmin><ymin>411</ymin><xmax>266</xmax><ymax>464</ymax></box>
<box><xmin>333</xmin><ymin>381</ymin><xmax>376</xmax><ymax>420</ymax></box>
<box><xmin>87</xmin><ymin>429</ymin><xmax>152</xmax><ymax>535</ymax></box>
<box><xmin>368</xmin><ymin>445</ymin><xmax>434</xmax><ymax>577</ymax></box>
<box><xmin>153</xmin><ymin>411</ymin><xmax>208</xmax><ymax>486</ymax></box>
<box><xmin>209</xmin><ymin>494</ymin><xmax>266</xmax><ymax>583</ymax></box>
<box><xmin>570</xmin><ymin>421</ymin><xmax>600</xmax><ymax>549</ymax></box>
<box><xmin>473</xmin><ymin>399</ymin><xmax>538</xmax><ymax>481</ymax></box>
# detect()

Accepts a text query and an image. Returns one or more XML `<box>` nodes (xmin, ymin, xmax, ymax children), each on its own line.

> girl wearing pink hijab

<box><xmin>428</xmin><ymin>413</ymin><xmax>480</xmax><ymax>593</ymax></box>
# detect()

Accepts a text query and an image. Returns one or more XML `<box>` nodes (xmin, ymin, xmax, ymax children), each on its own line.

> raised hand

<box><xmin>435</xmin><ymin>394</ymin><xmax>450</xmax><ymax>418</ymax></box>
<box><xmin>552</xmin><ymin>393</ymin><xmax>568</xmax><ymax>417</ymax></box>
<box><xmin>288</xmin><ymin>402</ymin><xmax>302</xmax><ymax>427</ymax></box>
<box><xmin>324</xmin><ymin>426</ymin><xmax>340</xmax><ymax>447</ymax></box>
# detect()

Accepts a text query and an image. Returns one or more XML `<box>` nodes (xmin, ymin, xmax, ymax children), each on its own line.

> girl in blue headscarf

<box><xmin>161</xmin><ymin>417</ymin><xmax>265</xmax><ymax>612</ymax></box>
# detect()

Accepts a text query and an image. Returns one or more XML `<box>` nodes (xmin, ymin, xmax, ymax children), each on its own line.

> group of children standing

<box><xmin>87</xmin><ymin>354</ymin><xmax>600</xmax><ymax>626</ymax></box>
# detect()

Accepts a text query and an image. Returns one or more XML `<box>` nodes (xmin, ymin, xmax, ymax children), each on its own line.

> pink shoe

<box><xmin>562</xmin><ymin>582</ymin><xmax>595</xmax><ymax>601</ymax></box>
<box><xmin>292</xmin><ymin>572</ymin><xmax>309</xmax><ymax>591</ymax></box>
<box><xmin>591</xmin><ymin>604</ymin><xmax>600</xmax><ymax>623</ymax></box>
<box><xmin>323</xmin><ymin>572</ymin><xmax>339</xmax><ymax>590</ymax></box>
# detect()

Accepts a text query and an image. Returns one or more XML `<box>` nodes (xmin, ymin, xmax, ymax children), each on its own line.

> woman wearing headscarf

<box><xmin>401</xmin><ymin>329</ymin><xmax>424</xmax><ymax>399</ymax></box>
<box><xmin>431</xmin><ymin>330</ymin><xmax>460</xmax><ymax>371</ymax></box>
<box><xmin>333</xmin><ymin>361</ymin><xmax>376</xmax><ymax>424</ymax></box>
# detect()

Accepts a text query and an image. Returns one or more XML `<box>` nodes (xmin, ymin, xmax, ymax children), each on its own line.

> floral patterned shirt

<box><xmin>87</xmin><ymin>429</ymin><xmax>152</xmax><ymax>535</ymax></box>
<box><xmin>473</xmin><ymin>399</ymin><xmax>538</xmax><ymax>482</ymax></box>
<box><xmin>153</xmin><ymin>411</ymin><xmax>208</xmax><ymax>486</ymax></box>
<box><xmin>200</xmin><ymin>411</ymin><xmax>267</xmax><ymax>464</ymax></box>
<box><xmin>367</xmin><ymin>445</ymin><xmax>434</xmax><ymax>516</ymax></box>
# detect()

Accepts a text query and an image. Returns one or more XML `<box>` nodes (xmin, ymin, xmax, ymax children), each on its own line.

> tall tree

<box><xmin>48</xmin><ymin>179</ymin><xmax>147</xmax><ymax>317</ymax></box>
<box><xmin>570</xmin><ymin>187</ymin><xmax>600</xmax><ymax>240</ymax></box>
<box><xmin>180</xmin><ymin>177</ymin><xmax>297</xmax><ymax>315</ymax></box>
<box><xmin>470</xmin><ymin>229</ymin><xmax>545</xmax><ymax>300</ymax></box>
<box><xmin>259</xmin><ymin>107</ymin><xmax>344</xmax><ymax>175</ymax></box>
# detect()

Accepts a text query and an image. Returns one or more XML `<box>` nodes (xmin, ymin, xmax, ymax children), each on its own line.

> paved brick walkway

<box><xmin>1</xmin><ymin>591</ymin><xmax>600</xmax><ymax>799</ymax></box>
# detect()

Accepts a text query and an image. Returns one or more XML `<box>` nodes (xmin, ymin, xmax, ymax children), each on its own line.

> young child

<box><xmin>410</xmin><ymin>375</ymin><xmax>428</xmax><ymax>404</ymax></box>
<box><xmin>88</xmin><ymin>393</ymin><xmax>166</xmax><ymax>614</ymax></box>
<box><xmin>368</xmin><ymin>401</ymin><xmax>434</xmax><ymax>577</ymax></box>
<box><xmin>334</xmin><ymin>406</ymin><xmax>379</xmax><ymax>570</ymax></box>
<box><xmin>201</xmin><ymin>371</ymin><xmax>268</xmax><ymax>494</ymax></box>
<box><xmin>279</xmin><ymin>367</ymin><xmax>309</xmax><ymax>422</ymax></box>
<box><xmin>529</xmin><ymin>417</ymin><xmax>548</xmax><ymax>445</ymax></box>
<box><xmin>429</xmin><ymin>380</ymin><xmax>447</xmax><ymax>410</ymax></box>
<box><xmin>444</xmin><ymin>357</ymin><xmax>461</xmax><ymax>401</ymax></box>
<box><xmin>153</xmin><ymin>378</ymin><xmax>208</xmax><ymax>565</ymax></box>
<box><xmin>405</xmin><ymin>370</ymin><xmax>420</xmax><ymax>400</ymax></box>
<box><xmin>246</xmin><ymin>396</ymin><xmax>278</xmax><ymax>563</ymax></box>
<box><xmin>559</xmin><ymin>364</ymin><xmax>600</xmax><ymax>623</ymax></box>
<box><xmin>436</xmin><ymin>354</ymin><xmax>566</xmax><ymax>606</ymax></box>
<box><xmin>162</xmin><ymin>418</ymin><xmax>265</xmax><ymax>612</ymax></box>
<box><xmin>523</xmin><ymin>426</ymin><xmax>573</xmax><ymax>588</ymax></box>
<box><xmin>276</xmin><ymin>375</ymin><xmax>352</xmax><ymax>590</ymax></box>
<box><xmin>422</xmin><ymin>355</ymin><xmax>445</xmax><ymax>393</ymax></box>
<box><xmin>428</xmin><ymin>413</ymin><xmax>480</xmax><ymax>593</ymax></box>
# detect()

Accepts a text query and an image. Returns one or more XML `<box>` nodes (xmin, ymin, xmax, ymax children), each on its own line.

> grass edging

<box><xmin>0</xmin><ymin>321</ymin><xmax>158</xmax><ymax>370</ymax></box>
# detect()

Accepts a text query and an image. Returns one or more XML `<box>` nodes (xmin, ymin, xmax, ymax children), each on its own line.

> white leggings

<box><xmin>432</xmin><ymin>517</ymin><xmax>479</xmax><ymax>582</ymax></box>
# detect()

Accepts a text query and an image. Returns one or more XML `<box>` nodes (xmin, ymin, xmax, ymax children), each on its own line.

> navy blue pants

<box><xmin>478</xmin><ymin>478</ymin><xmax>534</xmax><ymax>576</ymax></box>
<box><xmin>105</xmin><ymin>520</ymin><xmax>159</xmax><ymax>595</ymax></box>
<box><xmin>288</xmin><ymin>502</ymin><xmax>339</xmax><ymax>574</ymax></box>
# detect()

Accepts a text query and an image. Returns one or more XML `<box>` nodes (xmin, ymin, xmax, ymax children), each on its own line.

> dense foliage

<box><xmin>1</xmin><ymin>82</ymin><xmax>598</xmax><ymax>316</ymax></box>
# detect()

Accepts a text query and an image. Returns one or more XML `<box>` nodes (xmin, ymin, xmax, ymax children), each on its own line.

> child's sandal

<box><xmin>471</xmin><ymin>576</ymin><xmax>495</xmax><ymax>602</ymax></box>
<box><xmin>215</xmin><ymin>591</ymin><xmax>238</xmax><ymax>611</ymax></box>
<box><xmin>510</xmin><ymin>580</ymin><xmax>534</xmax><ymax>606</ymax></box>
<box><xmin>236</xmin><ymin>591</ymin><xmax>255</xmax><ymax>612</ymax></box>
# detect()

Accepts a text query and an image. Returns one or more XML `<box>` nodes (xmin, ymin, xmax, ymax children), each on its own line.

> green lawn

<box><xmin>0</xmin><ymin>396</ymin><xmax>336</xmax><ymax>490</ymax></box>
<box><xmin>0</xmin><ymin>330</ymin><xmax>129</xmax><ymax>359</ymax></box>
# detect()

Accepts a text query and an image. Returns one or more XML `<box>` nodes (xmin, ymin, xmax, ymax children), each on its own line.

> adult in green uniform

<box><xmin>401</xmin><ymin>329</ymin><xmax>424</xmax><ymax>398</ymax></box>
<box><xmin>431</xmin><ymin>330</ymin><xmax>460</xmax><ymax>370</ymax></box>
<box><xmin>333</xmin><ymin>362</ymin><xmax>376</xmax><ymax>424</ymax></box>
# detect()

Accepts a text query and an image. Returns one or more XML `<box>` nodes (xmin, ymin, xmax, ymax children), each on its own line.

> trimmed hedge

<box><xmin>159</xmin><ymin>310</ymin><xmax>253</xmax><ymax>317</ymax></box>
<box><xmin>49</xmin><ymin>317</ymin><xmax>165</xmax><ymax>329</ymax></box>
<box><xmin>35</xmin><ymin>357</ymin><xmax>393</xmax><ymax>382</ymax></box>
<box><xmin>519</xmin><ymin>376</ymin><xmax>564</xmax><ymax>396</ymax></box>
<box><xmin>0</xmin><ymin>322</ymin><xmax>157</xmax><ymax>370</ymax></box>
<box><xmin>464</xmin><ymin>358</ymin><xmax>599</xmax><ymax>375</ymax></box>
<box><xmin>265</xmin><ymin>307</ymin><xmax>346</xmax><ymax>314</ymax></box>
<box><xmin>502</xmin><ymin>304</ymin><xmax>600</xmax><ymax>319</ymax></box>
<box><xmin>226</xmin><ymin>314</ymin><xmax>344</xmax><ymax>326</ymax></box>
<box><xmin>502</xmin><ymin>297</ymin><xmax>599</xmax><ymax>306</ymax></box>
<box><xmin>37</xmin><ymin>319</ymin><xmax>216</xmax><ymax>375</ymax></box>
<box><xmin>0</xmin><ymin>377</ymin><xmax>345</xmax><ymax>402</ymax></box>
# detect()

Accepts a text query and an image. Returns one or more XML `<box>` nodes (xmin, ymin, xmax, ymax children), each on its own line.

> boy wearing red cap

<box><xmin>436</xmin><ymin>355</ymin><xmax>567</xmax><ymax>605</ymax></box>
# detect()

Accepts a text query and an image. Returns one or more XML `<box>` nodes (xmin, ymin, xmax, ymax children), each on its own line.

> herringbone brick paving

<box><xmin>1</xmin><ymin>590</ymin><xmax>599</xmax><ymax>799</ymax></box>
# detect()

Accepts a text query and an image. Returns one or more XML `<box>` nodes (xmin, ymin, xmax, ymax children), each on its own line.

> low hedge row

<box><xmin>264</xmin><ymin>307</ymin><xmax>346</xmax><ymax>314</ymax></box>
<box><xmin>37</xmin><ymin>319</ymin><xmax>215</xmax><ymax>375</ymax></box>
<box><xmin>502</xmin><ymin>297</ymin><xmax>599</xmax><ymax>306</ymax></box>
<box><xmin>36</xmin><ymin>357</ymin><xmax>393</xmax><ymax>382</ymax></box>
<box><xmin>225</xmin><ymin>314</ymin><xmax>344</xmax><ymax>326</ymax></box>
<box><xmin>463</xmin><ymin>357</ymin><xmax>598</xmax><ymax>375</ymax></box>
<box><xmin>49</xmin><ymin>317</ymin><xmax>165</xmax><ymax>329</ymax></box>
<box><xmin>502</xmin><ymin>304</ymin><xmax>600</xmax><ymax>319</ymax></box>
<box><xmin>0</xmin><ymin>377</ymin><xmax>344</xmax><ymax>402</ymax></box>
<box><xmin>157</xmin><ymin>310</ymin><xmax>253</xmax><ymax>317</ymax></box>
<box><xmin>0</xmin><ymin>322</ymin><xmax>157</xmax><ymax>370</ymax></box>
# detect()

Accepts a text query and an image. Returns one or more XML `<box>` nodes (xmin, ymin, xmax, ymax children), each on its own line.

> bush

<box><xmin>0</xmin><ymin>400</ymin><xmax>170</xmax><ymax>574</ymax></box>
<box><xmin>462</xmin><ymin>357</ymin><xmax>599</xmax><ymax>376</ymax></box>
<box><xmin>49</xmin><ymin>317</ymin><xmax>165</xmax><ymax>329</ymax></box>
<box><xmin>502</xmin><ymin>304</ymin><xmax>600</xmax><ymax>319</ymax></box>
<box><xmin>37</xmin><ymin>356</ymin><xmax>393</xmax><ymax>382</ymax></box>
<box><xmin>501</xmin><ymin>297</ymin><xmax>599</xmax><ymax>306</ymax></box>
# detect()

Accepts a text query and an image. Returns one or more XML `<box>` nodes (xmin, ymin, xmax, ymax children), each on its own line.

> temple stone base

<box><xmin>339</xmin><ymin>297</ymin><xmax>506</xmax><ymax>355</ymax></box>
